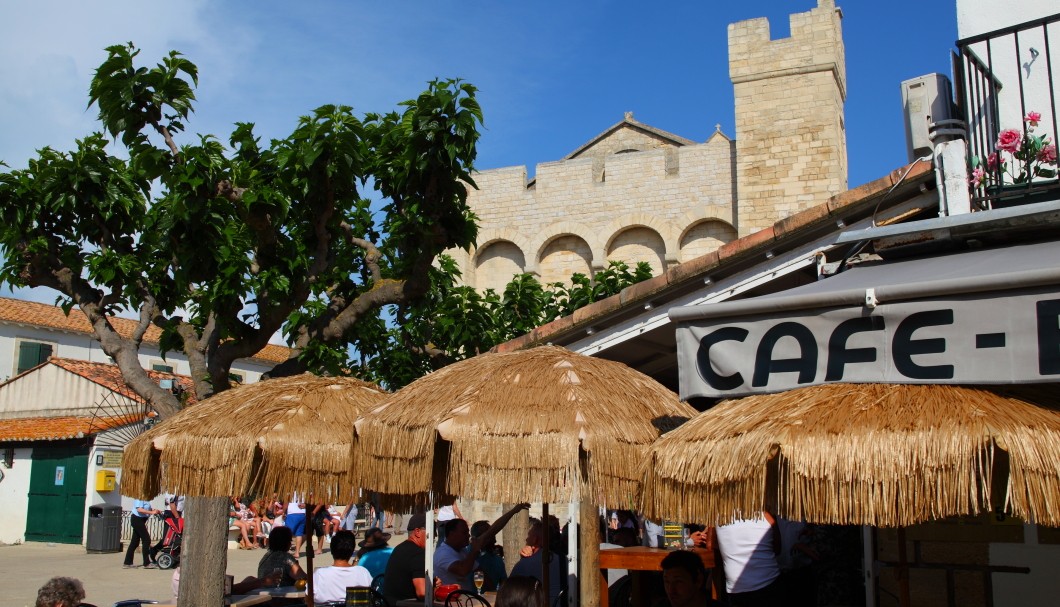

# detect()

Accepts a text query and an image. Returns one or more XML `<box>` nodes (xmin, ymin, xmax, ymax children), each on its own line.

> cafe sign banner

<box><xmin>676</xmin><ymin>286</ymin><xmax>1060</xmax><ymax>399</ymax></box>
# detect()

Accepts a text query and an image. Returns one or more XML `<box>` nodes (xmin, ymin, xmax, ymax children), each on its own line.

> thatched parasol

<box><xmin>351</xmin><ymin>344</ymin><xmax>695</xmax><ymax>507</ymax></box>
<box><xmin>123</xmin><ymin>373</ymin><xmax>387</xmax><ymax>503</ymax></box>
<box><xmin>640</xmin><ymin>382</ymin><xmax>1060</xmax><ymax>529</ymax></box>
<box><xmin>351</xmin><ymin>344</ymin><xmax>696</xmax><ymax>606</ymax></box>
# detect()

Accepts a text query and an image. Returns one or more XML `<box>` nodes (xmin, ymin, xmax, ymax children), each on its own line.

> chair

<box><xmin>371</xmin><ymin>573</ymin><xmax>385</xmax><ymax>593</ymax></box>
<box><xmin>369</xmin><ymin>587</ymin><xmax>390</xmax><ymax>607</ymax></box>
<box><xmin>445</xmin><ymin>590</ymin><xmax>491</xmax><ymax>607</ymax></box>
<box><xmin>317</xmin><ymin>586</ymin><xmax>390</xmax><ymax>607</ymax></box>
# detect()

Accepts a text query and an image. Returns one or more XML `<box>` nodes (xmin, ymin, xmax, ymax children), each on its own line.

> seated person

<box><xmin>356</xmin><ymin>527</ymin><xmax>394</xmax><ymax>578</ymax></box>
<box><xmin>313</xmin><ymin>530</ymin><xmax>373</xmax><ymax>602</ymax></box>
<box><xmin>469</xmin><ymin>520</ymin><xmax>507</xmax><ymax>591</ymax></box>
<box><xmin>495</xmin><ymin>575</ymin><xmax>545</xmax><ymax>607</ymax></box>
<box><xmin>511</xmin><ymin>520</ymin><xmax>564</xmax><ymax>607</ymax></box>
<box><xmin>384</xmin><ymin>513</ymin><xmax>429</xmax><ymax>607</ymax></box>
<box><xmin>660</xmin><ymin>550</ymin><xmax>717</xmax><ymax>607</ymax></box>
<box><xmin>258</xmin><ymin>526</ymin><xmax>308</xmax><ymax>587</ymax></box>
<box><xmin>436</xmin><ymin>504</ymin><xmax>529</xmax><ymax>589</ymax></box>
<box><xmin>35</xmin><ymin>577</ymin><xmax>94</xmax><ymax>607</ymax></box>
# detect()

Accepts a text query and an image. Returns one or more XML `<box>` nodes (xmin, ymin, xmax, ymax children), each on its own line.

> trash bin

<box><xmin>86</xmin><ymin>503</ymin><xmax>122</xmax><ymax>553</ymax></box>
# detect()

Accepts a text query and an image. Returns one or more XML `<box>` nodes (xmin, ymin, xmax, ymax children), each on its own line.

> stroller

<box><xmin>150</xmin><ymin>512</ymin><xmax>183</xmax><ymax>569</ymax></box>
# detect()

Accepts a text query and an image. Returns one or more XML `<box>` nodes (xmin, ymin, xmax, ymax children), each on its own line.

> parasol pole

<box><xmin>542</xmin><ymin>502</ymin><xmax>551</xmax><ymax>606</ymax></box>
<box><xmin>305</xmin><ymin>503</ymin><xmax>315</xmax><ymax>607</ymax></box>
<box><xmin>425</xmin><ymin>496</ymin><xmax>436</xmax><ymax>607</ymax></box>
<box><xmin>896</xmin><ymin>526</ymin><xmax>911</xmax><ymax>607</ymax></box>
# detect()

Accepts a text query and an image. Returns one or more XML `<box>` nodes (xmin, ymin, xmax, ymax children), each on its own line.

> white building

<box><xmin>0</xmin><ymin>296</ymin><xmax>291</xmax><ymax>546</ymax></box>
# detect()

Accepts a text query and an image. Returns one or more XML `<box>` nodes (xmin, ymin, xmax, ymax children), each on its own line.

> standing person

<box><xmin>713</xmin><ymin>513</ymin><xmax>782</xmax><ymax>607</ymax></box>
<box><xmin>356</xmin><ymin>527</ymin><xmax>394</xmax><ymax>578</ymax></box>
<box><xmin>342</xmin><ymin>501</ymin><xmax>360</xmax><ymax>532</ymax></box>
<box><xmin>383</xmin><ymin>513</ymin><xmax>428</xmax><ymax>607</ymax></box>
<box><xmin>286</xmin><ymin>494</ymin><xmax>308</xmax><ymax>557</ymax></box>
<box><xmin>124</xmin><ymin>498</ymin><xmax>161</xmax><ymax>569</ymax></box>
<box><xmin>313</xmin><ymin>530</ymin><xmax>373</xmax><ymax>602</ymax></box>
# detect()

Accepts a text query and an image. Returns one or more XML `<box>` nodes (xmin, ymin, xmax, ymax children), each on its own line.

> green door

<box><xmin>26</xmin><ymin>445</ymin><xmax>89</xmax><ymax>543</ymax></box>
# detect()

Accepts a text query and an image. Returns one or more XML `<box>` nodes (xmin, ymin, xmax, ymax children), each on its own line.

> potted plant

<box><xmin>970</xmin><ymin>111</ymin><xmax>1059</xmax><ymax>207</ymax></box>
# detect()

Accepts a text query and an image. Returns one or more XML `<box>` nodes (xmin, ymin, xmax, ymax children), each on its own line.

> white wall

<box><xmin>0</xmin><ymin>448</ymin><xmax>32</xmax><ymax>544</ymax></box>
<box><xmin>0</xmin><ymin>322</ymin><xmax>274</xmax><ymax>384</ymax></box>
<box><xmin>957</xmin><ymin>0</ymin><xmax>1058</xmax><ymax>139</ymax></box>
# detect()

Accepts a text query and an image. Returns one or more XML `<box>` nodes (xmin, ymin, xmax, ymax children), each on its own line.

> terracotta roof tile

<box><xmin>0</xmin><ymin>297</ymin><xmax>291</xmax><ymax>364</ymax></box>
<box><xmin>0</xmin><ymin>413</ymin><xmax>138</xmax><ymax>442</ymax></box>
<box><xmin>45</xmin><ymin>357</ymin><xmax>199</xmax><ymax>405</ymax></box>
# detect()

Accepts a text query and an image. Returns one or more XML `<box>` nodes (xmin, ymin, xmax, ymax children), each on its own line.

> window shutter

<box><xmin>17</xmin><ymin>342</ymin><xmax>52</xmax><ymax>374</ymax></box>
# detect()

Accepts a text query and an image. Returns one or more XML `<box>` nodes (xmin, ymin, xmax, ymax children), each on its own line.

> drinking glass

<box><xmin>473</xmin><ymin>571</ymin><xmax>485</xmax><ymax>594</ymax></box>
<box><xmin>272</xmin><ymin>567</ymin><xmax>284</xmax><ymax>588</ymax></box>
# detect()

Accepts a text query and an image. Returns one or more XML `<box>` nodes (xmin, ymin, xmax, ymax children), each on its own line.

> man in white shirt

<box><xmin>312</xmin><ymin>530</ymin><xmax>373</xmax><ymax>602</ymax></box>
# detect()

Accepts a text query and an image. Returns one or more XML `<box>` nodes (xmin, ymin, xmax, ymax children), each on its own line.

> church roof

<box><xmin>564</xmin><ymin>112</ymin><xmax>698</xmax><ymax>160</ymax></box>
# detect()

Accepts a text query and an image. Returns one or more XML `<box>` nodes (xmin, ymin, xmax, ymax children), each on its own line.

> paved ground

<box><xmin>0</xmin><ymin>531</ymin><xmax>406</xmax><ymax>607</ymax></box>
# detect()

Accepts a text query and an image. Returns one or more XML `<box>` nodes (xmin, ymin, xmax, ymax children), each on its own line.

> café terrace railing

<box><xmin>955</xmin><ymin>12</ymin><xmax>1060</xmax><ymax>209</ymax></box>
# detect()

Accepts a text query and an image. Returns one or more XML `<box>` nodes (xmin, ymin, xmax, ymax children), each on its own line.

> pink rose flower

<box><xmin>969</xmin><ymin>166</ymin><xmax>985</xmax><ymax>187</ymax></box>
<box><xmin>1025</xmin><ymin>111</ymin><xmax>1042</xmax><ymax>127</ymax></box>
<box><xmin>1038</xmin><ymin>144</ymin><xmax>1058</xmax><ymax>164</ymax></box>
<box><xmin>986</xmin><ymin>152</ymin><xmax>999</xmax><ymax>170</ymax></box>
<box><xmin>997</xmin><ymin>129</ymin><xmax>1023</xmax><ymax>153</ymax></box>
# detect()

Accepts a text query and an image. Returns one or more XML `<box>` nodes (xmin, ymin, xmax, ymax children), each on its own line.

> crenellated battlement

<box><xmin>453</xmin><ymin>1</ymin><xmax>848</xmax><ymax>290</ymax></box>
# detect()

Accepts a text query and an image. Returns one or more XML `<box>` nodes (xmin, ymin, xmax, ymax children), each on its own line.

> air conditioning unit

<box><xmin>901</xmin><ymin>73</ymin><xmax>954</xmax><ymax>161</ymax></box>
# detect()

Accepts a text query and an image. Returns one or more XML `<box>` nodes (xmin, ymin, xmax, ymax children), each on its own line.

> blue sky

<box><xmin>2</xmin><ymin>0</ymin><xmax>957</xmax><ymax>186</ymax></box>
<box><xmin>0</xmin><ymin>0</ymin><xmax>957</xmax><ymax>312</ymax></box>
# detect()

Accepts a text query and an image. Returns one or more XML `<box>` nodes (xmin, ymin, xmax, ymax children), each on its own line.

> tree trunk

<box><xmin>579</xmin><ymin>498</ymin><xmax>600</xmax><ymax>607</ymax></box>
<box><xmin>178</xmin><ymin>496</ymin><xmax>230</xmax><ymax>607</ymax></box>
<box><xmin>503</xmin><ymin>504</ymin><xmax>530</xmax><ymax>576</ymax></box>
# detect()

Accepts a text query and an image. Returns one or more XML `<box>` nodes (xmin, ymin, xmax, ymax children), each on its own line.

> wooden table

<box><xmin>598</xmin><ymin>547</ymin><xmax>714</xmax><ymax>607</ymax></box>
<box><xmin>249</xmin><ymin>585</ymin><xmax>307</xmax><ymax>599</ymax></box>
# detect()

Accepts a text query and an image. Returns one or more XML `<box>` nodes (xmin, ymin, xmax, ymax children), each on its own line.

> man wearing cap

<box><xmin>356</xmin><ymin>527</ymin><xmax>394</xmax><ymax>578</ymax></box>
<box><xmin>384</xmin><ymin>513</ymin><xmax>429</xmax><ymax>607</ymax></box>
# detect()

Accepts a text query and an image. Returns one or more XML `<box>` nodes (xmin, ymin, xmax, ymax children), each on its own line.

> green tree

<box><xmin>0</xmin><ymin>43</ymin><xmax>483</xmax><ymax>417</ymax></box>
<box><xmin>0</xmin><ymin>45</ymin><xmax>487</xmax><ymax>606</ymax></box>
<box><xmin>356</xmin><ymin>259</ymin><xmax>653</xmax><ymax>388</ymax></box>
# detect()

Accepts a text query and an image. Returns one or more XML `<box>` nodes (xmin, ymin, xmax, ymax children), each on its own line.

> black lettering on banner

<box><xmin>1037</xmin><ymin>299</ymin><xmax>1060</xmax><ymax>375</ymax></box>
<box><xmin>752</xmin><ymin>322</ymin><xmax>818</xmax><ymax>387</ymax></box>
<box><xmin>697</xmin><ymin>327</ymin><xmax>749</xmax><ymax>391</ymax></box>
<box><xmin>825</xmin><ymin>316</ymin><xmax>885</xmax><ymax>381</ymax></box>
<box><xmin>892</xmin><ymin>309</ymin><xmax>954</xmax><ymax>380</ymax></box>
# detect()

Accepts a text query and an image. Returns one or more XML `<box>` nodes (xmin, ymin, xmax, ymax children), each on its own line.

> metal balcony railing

<box><xmin>955</xmin><ymin>13</ymin><xmax>1060</xmax><ymax>208</ymax></box>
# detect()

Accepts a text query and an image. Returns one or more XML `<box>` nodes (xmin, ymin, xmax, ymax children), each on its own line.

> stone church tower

<box><xmin>731</xmin><ymin>0</ymin><xmax>847</xmax><ymax>237</ymax></box>
<box><xmin>451</xmin><ymin>0</ymin><xmax>847</xmax><ymax>291</ymax></box>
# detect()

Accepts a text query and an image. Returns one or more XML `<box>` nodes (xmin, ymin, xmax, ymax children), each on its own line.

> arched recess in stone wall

<box><xmin>606</xmin><ymin>227</ymin><xmax>666</xmax><ymax>275</ymax></box>
<box><xmin>473</xmin><ymin>240</ymin><xmax>526</xmax><ymax>293</ymax></box>
<box><xmin>538</xmin><ymin>234</ymin><xmax>593</xmax><ymax>286</ymax></box>
<box><xmin>679</xmin><ymin>219</ymin><xmax>737</xmax><ymax>262</ymax></box>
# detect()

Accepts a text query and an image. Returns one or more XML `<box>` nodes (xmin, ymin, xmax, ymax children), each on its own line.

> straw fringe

<box><xmin>122</xmin><ymin>374</ymin><xmax>385</xmax><ymax>500</ymax></box>
<box><xmin>351</xmin><ymin>345</ymin><xmax>694</xmax><ymax>505</ymax></box>
<box><xmin>641</xmin><ymin>383</ymin><xmax>1060</xmax><ymax>527</ymax></box>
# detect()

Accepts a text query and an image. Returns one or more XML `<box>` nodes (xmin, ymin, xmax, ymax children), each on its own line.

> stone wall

<box><xmin>452</xmin><ymin>0</ymin><xmax>847</xmax><ymax>290</ymax></box>
<box><xmin>455</xmin><ymin>132</ymin><xmax>737</xmax><ymax>291</ymax></box>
